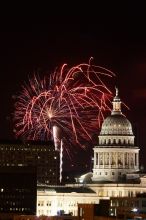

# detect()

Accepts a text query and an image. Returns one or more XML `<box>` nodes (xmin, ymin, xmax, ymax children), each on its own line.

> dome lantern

<box><xmin>100</xmin><ymin>88</ymin><xmax>133</xmax><ymax>136</ymax></box>
<box><xmin>112</xmin><ymin>87</ymin><xmax>122</xmax><ymax>115</ymax></box>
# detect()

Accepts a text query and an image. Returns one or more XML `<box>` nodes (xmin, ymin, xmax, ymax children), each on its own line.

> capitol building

<box><xmin>92</xmin><ymin>87</ymin><xmax>139</xmax><ymax>182</ymax></box>
<box><xmin>37</xmin><ymin>89</ymin><xmax>146</xmax><ymax>216</ymax></box>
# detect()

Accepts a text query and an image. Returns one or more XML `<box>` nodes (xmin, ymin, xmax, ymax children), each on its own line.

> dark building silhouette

<box><xmin>0</xmin><ymin>166</ymin><xmax>37</xmax><ymax>216</ymax></box>
<box><xmin>78</xmin><ymin>200</ymin><xmax>110</xmax><ymax>220</ymax></box>
<box><xmin>0</xmin><ymin>140</ymin><xmax>60</xmax><ymax>185</ymax></box>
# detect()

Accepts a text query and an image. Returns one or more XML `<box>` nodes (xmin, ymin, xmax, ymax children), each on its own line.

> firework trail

<box><xmin>60</xmin><ymin>139</ymin><xmax>63</xmax><ymax>183</ymax></box>
<box><xmin>13</xmin><ymin>58</ymin><xmax>114</xmax><ymax>155</ymax></box>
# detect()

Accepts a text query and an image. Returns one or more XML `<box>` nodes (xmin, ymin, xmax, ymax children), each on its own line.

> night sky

<box><xmin>0</xmin><ymin>4</ymin><xmax>146</xmax><ymax>172</ymax></box>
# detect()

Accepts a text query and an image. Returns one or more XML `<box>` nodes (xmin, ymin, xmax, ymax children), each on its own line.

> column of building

<box><xmin>95</xmin><ymin>151</ymin><xmax>138</xmax><ymax>170</ymax></box>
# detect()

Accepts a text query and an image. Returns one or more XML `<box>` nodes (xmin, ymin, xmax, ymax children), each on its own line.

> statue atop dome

<box><xmin>115</xmin><ymin>86</ymin><xmax>118</xmax><ymax>97</ymax></box>
<box><xmin>112</xmin><ymin>87</ymin><xmax>122</xmax><ymax>115</ymax></box>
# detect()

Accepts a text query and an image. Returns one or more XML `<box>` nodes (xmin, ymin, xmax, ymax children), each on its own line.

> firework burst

<box><xmin>13</xmin><ymin>58</ymin><xmax>114</xmax><ymax>155</ymax></box>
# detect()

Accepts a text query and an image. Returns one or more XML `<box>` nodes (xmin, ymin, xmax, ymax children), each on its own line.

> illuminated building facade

<box><xmin>0</xmin><ymin>141</ymin><xmax>60</xmax><ymax>185</ymax></box>
<box><xmin>37</xmin><ymin>185</ymin><xmax>98</xmax><ymax>216</ymax></box>
<box><xmin>36</xmin><ymin>178</ymin><xmax>146</xmax><ymax>216</ymax></box>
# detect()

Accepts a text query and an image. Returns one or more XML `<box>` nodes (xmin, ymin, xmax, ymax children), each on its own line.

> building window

<box><xmin>96</xmin><ymin>153</ymin><xmax>98</xmax><ymax>165</ymax></box>
<box><xmin>47</xmin><ymin>201</ymin><xmax>51</xmax><ymax>206</ymax></box>
<box><xmin>112</xmin><ymin>172</ymin><xmax>115</xmax><ymax>175</ymax></box>
<box><xmin>135</xmin><ymin>153</ymin><xmax>137</xmax><ymax>166</ymax></box>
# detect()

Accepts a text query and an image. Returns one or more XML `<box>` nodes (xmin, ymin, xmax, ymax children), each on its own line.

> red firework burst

<box><xmin>13</xmin><ymin>58</ymin><xmax>115</xmax><ymax>154</ymax></box>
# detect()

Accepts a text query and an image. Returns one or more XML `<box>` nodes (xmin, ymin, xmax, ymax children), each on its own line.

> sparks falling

<box><xmin>13</xmin><ymin>58</ymin><xmax>114</xmax><ymax>154</ymax></box>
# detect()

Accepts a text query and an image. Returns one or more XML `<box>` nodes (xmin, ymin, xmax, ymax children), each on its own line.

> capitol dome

<box><xmin>100</xmin><ymin>87</ymin><xmax>133</xmax><ymax>136</ymax></box>
<box><xmin>100</xmin><ymin>114</ymin><xmax>133</xmax><ymax>135</ymax></box>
